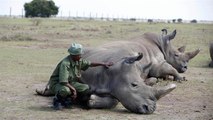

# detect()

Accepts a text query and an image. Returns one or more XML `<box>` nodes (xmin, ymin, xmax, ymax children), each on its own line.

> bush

<box><xmin>148</xmin><ymin>19</ymin><xmax>153</xmax><ymax>23</ymax></box>
<box><xmin>172</xmin><ymin>19</ymin><xmax>176</xmax><ymax>23</ymax></box>
<box><xmin>190</xmin><ymin>19</ymin><xmax>197</xmax><ymax>23</ymax></box>
<box><xmin>177</xmin><ymin>18</ymin><xmax>183</xmax><ymax>23</ymax></box>
<box><xmin>130</xmin><ymin>18</ymin><xmax>136</xmax><ymax>21</ymax></box>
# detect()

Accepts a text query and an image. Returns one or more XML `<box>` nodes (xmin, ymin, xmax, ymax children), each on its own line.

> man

<box><xmin>47</xmin><ymin>43</ymin><xmax>113</xmax><ymax>110</ymax></box>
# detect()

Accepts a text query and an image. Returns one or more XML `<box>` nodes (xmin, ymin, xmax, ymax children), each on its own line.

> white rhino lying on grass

<box><xmin>84</xmin><ymin>30</ymin><xmax>200</xmax><ymax>84</ymax></box>
<box><xmin>37</xmin><ymin>53</ymin><xmax>177</xmax><ymax>114</ymax></box>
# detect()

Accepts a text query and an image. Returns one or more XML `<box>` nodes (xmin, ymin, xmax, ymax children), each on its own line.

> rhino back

<box><xmin>82</xmin><ymin>34</ymin><xmax>166</xmax><ymax>83</ymax></box>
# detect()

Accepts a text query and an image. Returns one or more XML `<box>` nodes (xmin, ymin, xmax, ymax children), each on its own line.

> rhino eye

<box><xmin>131</xmin><ymin>82</ymin><xmax>138</xmax><ymax>87</ymax></box>
<box><xmin>175</xmin><ymin>54</ymin><xmax>179</xmax><ymax>57</ymax></box>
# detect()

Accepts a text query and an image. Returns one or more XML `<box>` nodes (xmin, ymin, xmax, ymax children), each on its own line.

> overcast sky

<box><xmin>0</xmin><ymin>0</ymin><xmax>213</xmax><ymax>21</ymax></box>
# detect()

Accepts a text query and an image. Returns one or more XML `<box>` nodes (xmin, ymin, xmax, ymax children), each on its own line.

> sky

<box><xmin>0</xmin><ymin>0</ymin><xmax>213</xmax><ymax>21</ymax></box>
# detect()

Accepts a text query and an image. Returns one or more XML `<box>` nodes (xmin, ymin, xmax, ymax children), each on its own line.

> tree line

<box><xmin>24</xmin><ymin>0</ymin><xmax>198</xmax><ymax>23</ymax></box>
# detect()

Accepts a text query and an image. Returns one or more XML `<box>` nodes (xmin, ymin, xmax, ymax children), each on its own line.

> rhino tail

<box><xmin>35</xmin><ymin>89</ymin><xmax>54</xmax><ymax>97</ymax></box>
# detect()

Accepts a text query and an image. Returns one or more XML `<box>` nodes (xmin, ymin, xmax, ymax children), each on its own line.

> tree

<box><xmin>190</xmin><ymin>19</ymin><xmax>197</xmax><ymax>23</ymax></box>
<box><xmin>147</xmin><ymin>19</ymin><xmax>153</xmax><ymax>24</ymax></box>
<box><xmin>130</xmin><ymin>18</ymin><xmax>136</xmax><ymax>21</ymax></box>
<box><xmin>24</xmin><ymin>0</ymin><xmax>59</xmax><ymax>17</ymax></box>
<box><xmin>177</xmin><ymin>18</ymin><xmax>183</xmax><ymax>23</ymax></box>
<box><xmin>172</xmin><ymin>19</ymin><xmax>176</xmax><ymax>23</ymax></box>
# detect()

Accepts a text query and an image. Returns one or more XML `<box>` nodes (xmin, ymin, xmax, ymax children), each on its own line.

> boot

<box><xmin>77</xmin><ymin>88</ymin><xmax>93</xmax><ymax>109</ymax></box>
<box><xmin>53</xmin><ymin>94</ymin><xmax>63</xmax><ymax>110</ymax></box>
<box><xmin>62</xmin><ymin>97</ymin><xmax>72</xmax><ymax>108</ymax></box>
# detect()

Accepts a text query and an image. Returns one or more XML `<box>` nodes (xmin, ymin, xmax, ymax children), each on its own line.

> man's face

<box><xmin>71</xmin><ymin>55</ymin><xmax>81</xmax><ymax>61</ymax></box>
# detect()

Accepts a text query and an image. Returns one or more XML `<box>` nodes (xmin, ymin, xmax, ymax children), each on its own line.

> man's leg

<box><xmin>53</xmin><ymin>84</ymin><xmax>72</xmax><ymax>110</ymax></box>
<box><xmin>71</xmin><ymin>82</ymin><xmax>92</xmax><ymax>107</ymax></box>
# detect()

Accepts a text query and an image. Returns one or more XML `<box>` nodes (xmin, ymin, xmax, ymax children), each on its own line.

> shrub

<box><xmin>190</xmin><ymin>19</ymin><xmax>197</xmax><ymax>23</ymax></box>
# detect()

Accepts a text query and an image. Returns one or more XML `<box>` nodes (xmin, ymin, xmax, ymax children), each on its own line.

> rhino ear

<box><xmin>185</xmin><ymin>49</ymin><xmax>200</xmax><ymax>60</ymax></box>
<box><xmin>124</xmin><ymin>53</ymin><xmax>143</xmax><ymax>64</ymax></box>
<box><xmin>178</xmin><ymin>46</ymin><xmax>186</xmax><ymax>53</ymax></box>
<box><xmin>163</xmin><ymin>30</ymin><xmax>176</xmax><ymax>41</ymax></box>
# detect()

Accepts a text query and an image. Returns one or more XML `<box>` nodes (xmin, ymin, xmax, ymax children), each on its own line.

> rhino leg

<box><xmin>159</xmin><ymin>62</ymin><xmax>184</xmax><ymax>82</ymax></box>
<box><xmin>35</xmin><ymin>88</ymin><xmax>54</xmax><ymax>96</ymax></box>
<box><xmin>209</xmin><ymin>61</ymin><xmax>213</xmax><ymax>67</ymax></box>
<box><xmin>145</xmin><ymin>77</ymin><xmax>158</xmax><ymax>86</ymax></box>
<box><xmin>88</xmin><ymin>94</ymin><xmax>118</xmax><ymax>109</ymax></box>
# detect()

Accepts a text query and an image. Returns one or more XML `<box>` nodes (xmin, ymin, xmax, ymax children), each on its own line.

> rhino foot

<box><xmin>173</xmin><ymin>76</ymin><xmax>187</xmax><ymax>83</ymax></box>
<box><xmin>88</xmin><ymin>95</ymin><xmax>96</xmax><ymax>107</ymax></box>
<box><xmin>88</xmin><ymin>94</ymin><xmax>118</xmax><ymax>109</ymax></box>
<box><xmin>182</xmin><ymin>77</ymin><xmax>187</xmax><ymax>81</ymax></box>
<box><xmin>35</xmin><ymin>89</ymin><xmax>54</xmax><ymax>96</ymax></box>
<box><xmin>145</xmin><ymin>78</ymin><xmax>158</xmax><ymax>86</ymax></box>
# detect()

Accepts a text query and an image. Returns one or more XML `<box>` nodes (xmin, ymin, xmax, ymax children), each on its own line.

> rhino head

<box><xmin>162</xmin><ymin>30</ymin><xmax>200</xmax><ymax>73</ymax></box>
<box><xmin>109</xmin><ymin>53</ymin><xmax>176</xmax><ymax>114</ymax></box>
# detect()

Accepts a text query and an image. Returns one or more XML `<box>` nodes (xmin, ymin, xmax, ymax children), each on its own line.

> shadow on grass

<box><xmin>29</xmin><ymin>94</ymin><xmax>54</xmax><ymax>112</ymax></box>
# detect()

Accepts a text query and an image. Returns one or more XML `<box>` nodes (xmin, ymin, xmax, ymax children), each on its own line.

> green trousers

<box><xmin>50</xmin><ymin>82</ymin><xmax>89</xmax><ymax>97</ymax></box>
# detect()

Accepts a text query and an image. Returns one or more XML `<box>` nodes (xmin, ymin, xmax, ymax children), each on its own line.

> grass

<box><xmin>0</xmin><ymin>18</ymin><xmax>212</xmax><ymax>68</ymax></box>
<box><xmin>0</xmin><ymin>18</ymin><xmax>212</xmax><ymax>120</ymax></box>
<box><xmin>0</xmin><ymin>18</ymin><xmax>212</xmax><ymax>79</ymax></box>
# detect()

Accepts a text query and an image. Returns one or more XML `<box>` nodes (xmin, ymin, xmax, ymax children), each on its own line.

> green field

<box><xmin>0</xmin><ymin>18</ymin><xmax>213</xmax><ymax>120</ymax></box>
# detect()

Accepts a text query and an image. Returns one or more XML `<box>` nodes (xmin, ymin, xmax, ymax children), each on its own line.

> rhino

<box><xmin>36</xmin><ymin>52</ymin><xmax>176</xmax><ymax>114</ymax></box>
<box><xmin>36</xmin><ymin>30</ymin><xmax>197</xmax><ymax>113</ymax></box>
<box><xmin>81</xmin><ymin>51</ymin><xmax>176</xmax><ymax>114</ymax></box>
<box><xmin>84</xmin><ymin>30</ymin><xmax>199</xmax><ymax>83</ymax></box>
<box><xmin>142</xmin><ymin>30</ymin><xmax>200</xmax><ymax>81</ymax></box>
<box><xmin>209</xmin><ymin>42</ymin><xmax>213</xmax><ymax>67</ymax></box>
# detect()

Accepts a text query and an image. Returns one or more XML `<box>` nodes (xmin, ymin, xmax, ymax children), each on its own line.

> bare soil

<box><xmin>0</xmin><ymin>66</ymin><xmax>212</xmax><ymax>120</ymax></box>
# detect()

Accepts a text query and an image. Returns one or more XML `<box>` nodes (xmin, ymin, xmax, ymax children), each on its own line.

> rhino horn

<box><xmin>178</xmin><ymin>46</ymin><xmax>186</xmax><ymax>53</ymax></box>
<box><xmin>163</xmin><ymin>30</ymin><xmax>176</xmax><ymax>41</ymax></box>
<box><xmin>185</xmin><ymin>49</ymin><xmax>200</xmax><ymax>60</ymax></box>
<box><xmin>154</xmin><ymin>84</ymin><xmax>177</xmax><ymax>100</ymax></box>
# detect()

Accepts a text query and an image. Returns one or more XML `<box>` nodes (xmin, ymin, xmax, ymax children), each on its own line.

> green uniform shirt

<box><xmin>49</xmin><ymin>55</ymin><xmax>91</xmax><ymax>90</ymax></box>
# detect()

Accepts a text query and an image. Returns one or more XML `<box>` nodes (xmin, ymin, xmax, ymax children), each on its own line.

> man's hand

<box><xmin>91</xmin><ymin>62</ymin><xmax>114</xmax><ymax>68</ymax></box>
<box><xmin>71</xmin><ymin>90</ymin><xmax>77</xmax><ymax>100</ymax></box>
<box><xmin>64</xmin><ymin>83</ymin><xmax>77</xmax><ymax>100</ymax></box>
<box><xmin>104</xmin><ymin>62</ymin><xmax>114</xmax><ymax>68</ymax></box>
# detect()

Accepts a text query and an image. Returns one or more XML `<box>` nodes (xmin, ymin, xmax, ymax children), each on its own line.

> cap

<box><xmin>68</xmin><ymin>43</ymin><xmax>83</xmax><ymax>55</ymax></box>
